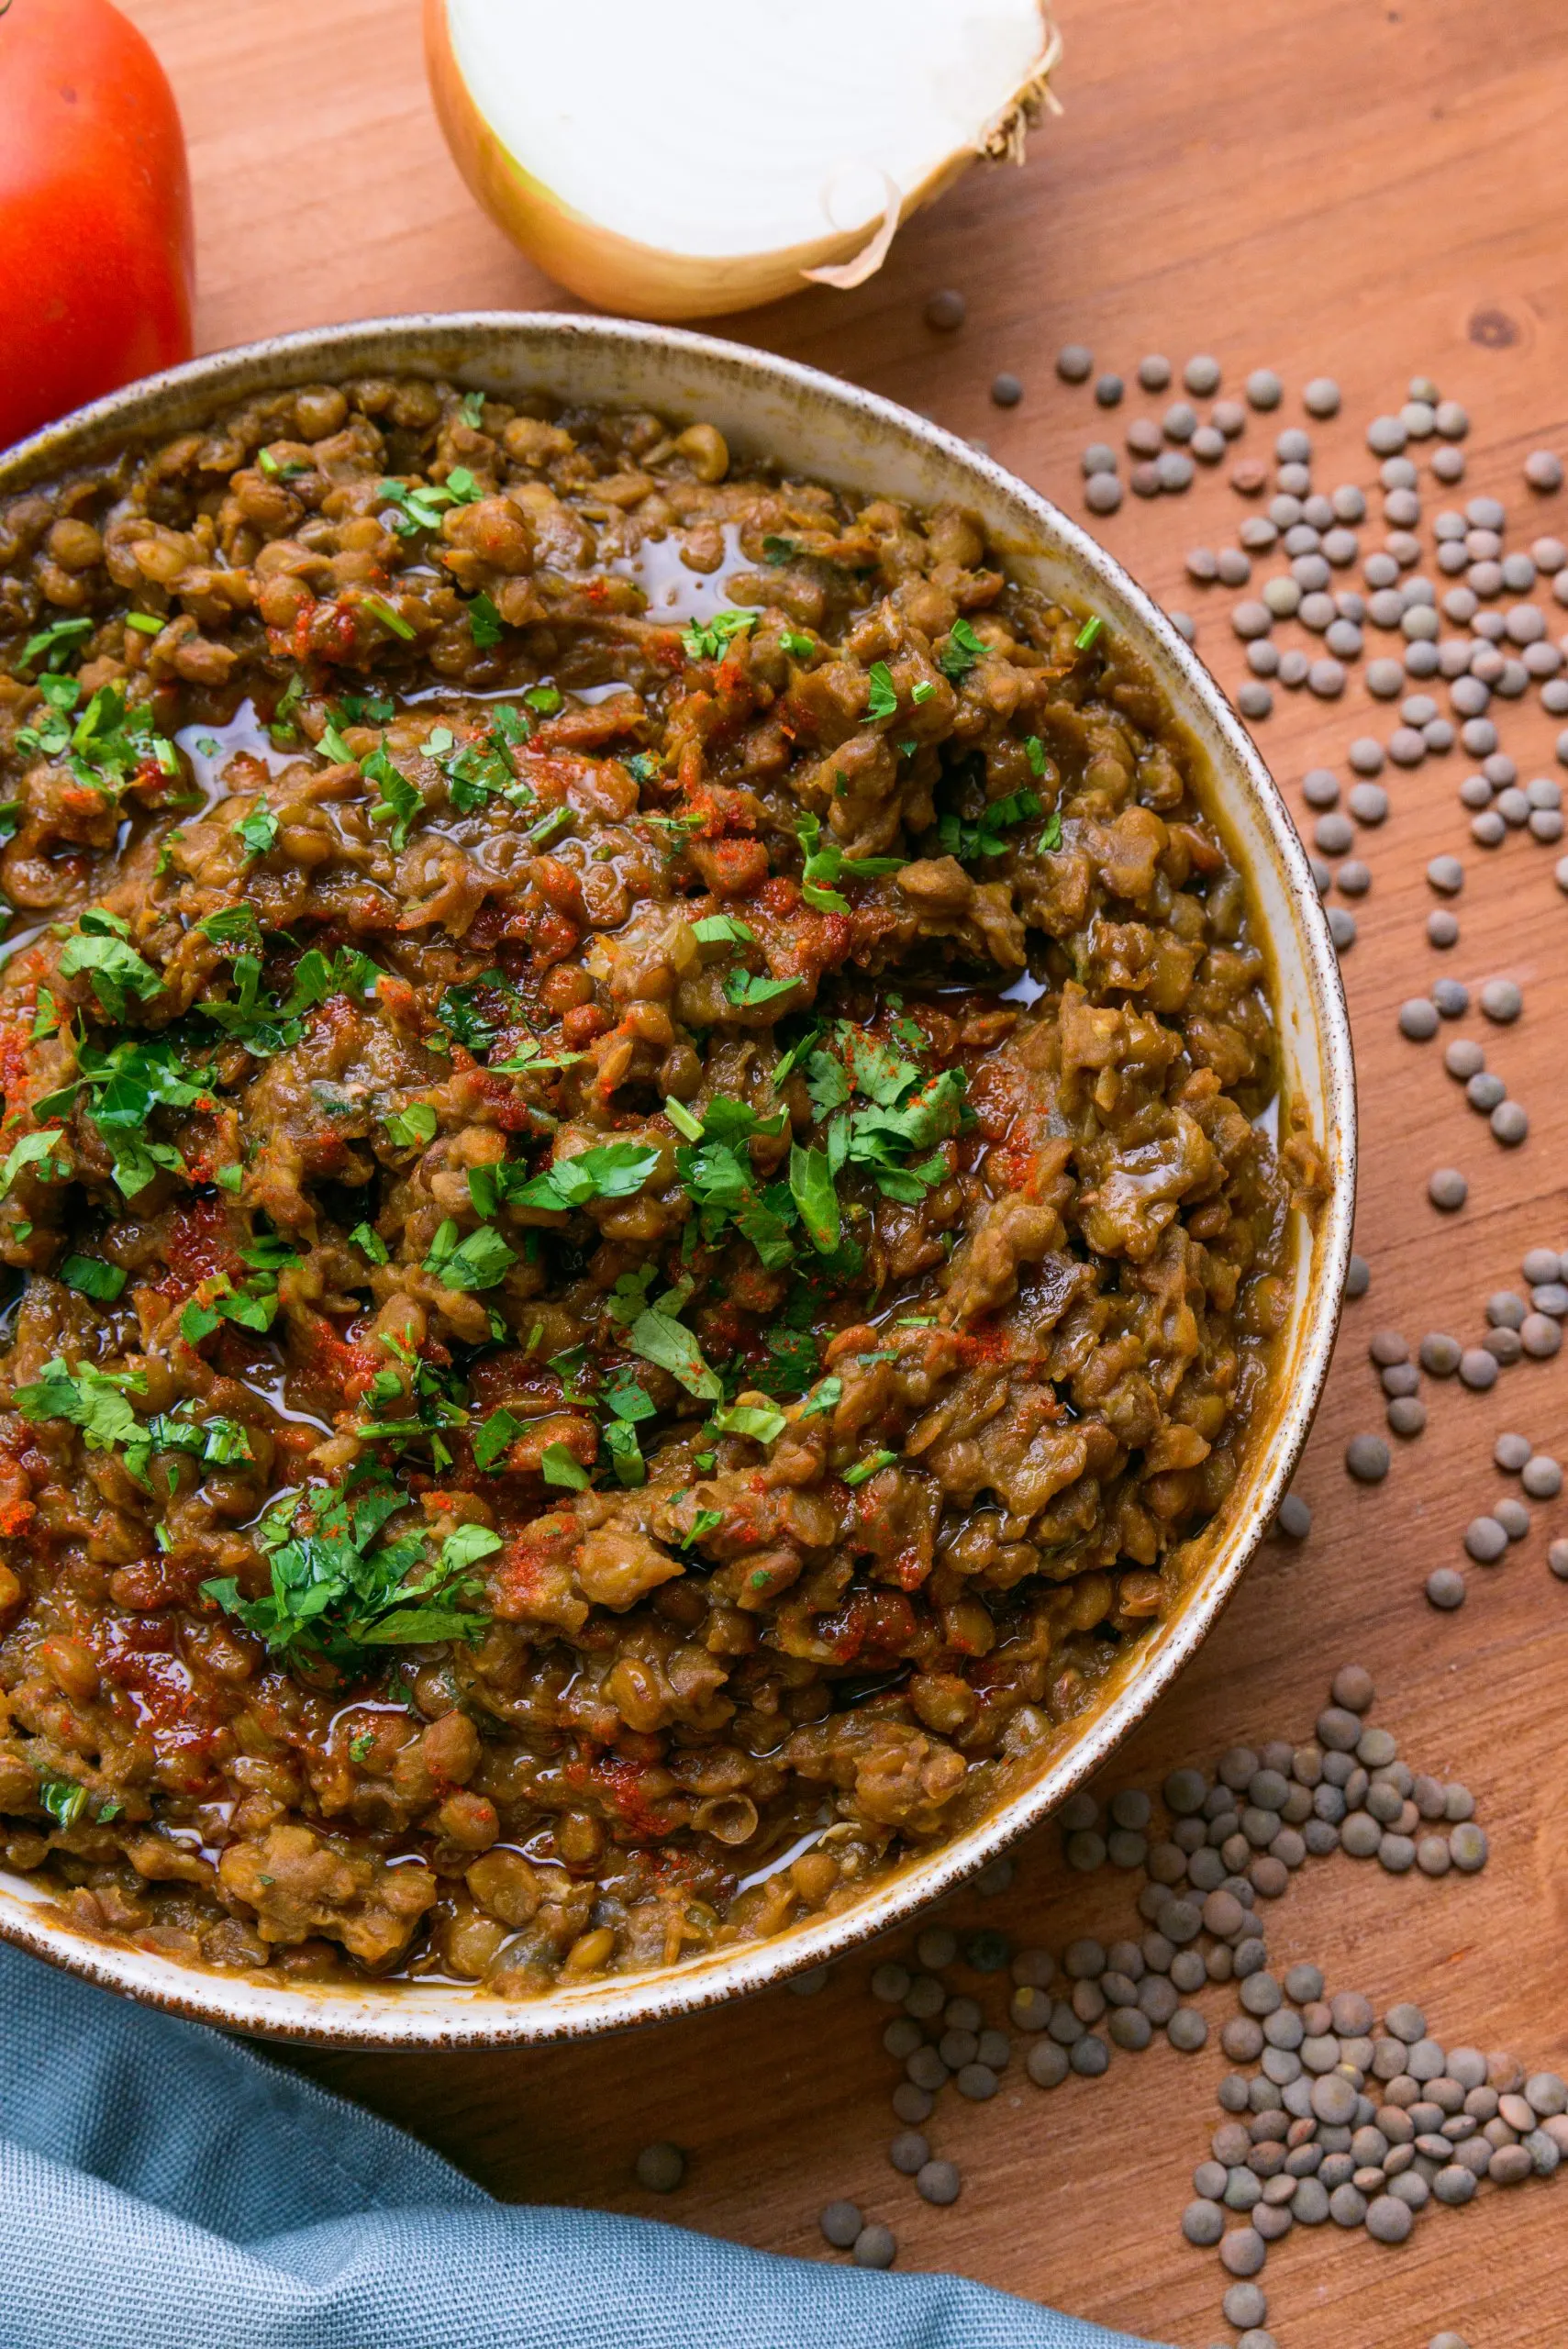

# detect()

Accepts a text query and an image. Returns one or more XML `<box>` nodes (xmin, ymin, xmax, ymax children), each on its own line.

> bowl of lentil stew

<box><xmin>0</xmin><ymin>316</ymin><xmax>1353</xmax><ymax>2047</ymax></box>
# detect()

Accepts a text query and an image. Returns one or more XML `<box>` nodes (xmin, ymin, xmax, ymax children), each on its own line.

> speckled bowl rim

<box><xmin>0</xmin><ymin>314</ymin><xmax>1355</xmax><ymax>2049</ymax></box>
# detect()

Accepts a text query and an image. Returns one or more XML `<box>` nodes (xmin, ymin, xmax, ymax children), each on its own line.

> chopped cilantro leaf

<box><xmin>19</xmin><ymin>616</ymin><xmax>93</xmax><ymax>675</ymax></box>
<box><xmin>384</xmin><ymin>1102</ymin><xmax>439</xmax><ymax>1150</ymax></box>
<box><xmin>363</xmin><ymin>748</ymin><xmax>422</xmax><ymax>850</ymax></box>
<box><xmin>197</xmin><ymin>905</ymin><xmax>263</xmax><ymax>948</ymax></box>
<box><xmin>710</xmin><ymin>1401</ymin><xmax>786</xmax><ymax>1446</ymax></box>
<box><xmin>379</xmin><ymin>471</ymin><xmax>483</xmax><ymax>538</ymax></box>
<box><xmin>58</xmin><ymin>925</ymin><xmax>165</xmax><ymax>1020</ymax></box>
<box><xmin>1037</xmin><ymin>808</ymin><xmax>1063</xmax><ymax>852</ymax></box>
<box><xmin>37</xmin><ymin>1777</ymin><xmax>88</xmax><ymax>1830</ymax></box>
<box><xmin>762</xmin><ymin>535</ymin><xmax>798</xmax><ymax>564</ymax></box>
<box><xmin>936</xmin><ymin>616</ymin><xmax>986</xmax><ymax>684</ymax></box>
<box><xmin>723</xmin><ymin>968</ymin><xmax>799</xmax><ymax>1011</ymax></box>
<box><xmin>794</xmin><ymin>811</ymin><xmax>905</xmax><ymax>914</ymax></box>
<box><xmin>423</xmin><ymin>1219</ymin><xmax>516</xmax><ymax>1292</ymax></box>
<box><xmin>788</xmin><ymin>1142</ymin><xmax>840</xmax><ymax>1253</ymax></box>
<box><xmin>779</xmin><ymin>629</ymin><xmax>817</xmax><ymax>661</ymax></box>
<box><xmin>468</xmin><ymin>591</ymin><xmax>504</xmax><ymax>648</ymax></box>
<box><xmin>473</xmin><ymin>1407</ymin><xmax>523</xmax><ymax>1472</ymax></box>
<box><xmin>539</xmin><ymin>1441</ymin><xmax>590</xmax><ymax>1490</ymax></box>
<box><xmin>628</xmin><ymin>1303</ymin><xmax>721</xmax><ymax>1402</ymax></box>
<box><xmin>350</xmin><ymin>1222</ymin><xmax>389</xmax><ymax>1264</ymax></box>
<box><xmin>202</xmin><ymin>1476</ymin><xmax>498</xmax><ymax>1664</ymax></box>
<box><xmin>16</xmin><ymin>1356</ymin><xmax>147</xmax><ymax>1453</ymax></box>
<box><xmin>691</xmin><ymin>914</ymin><xmax>757</xmax><ymax>947</ymax></box>
<box><xmin>459</xmin><ymin>390</ymin><xmax>487</xmax><ymax>428</ymax></box>
<box><xmin>681</xmin><ymin>1508</ymin><xmax>725</xmax><ymax>1552</ymax></box>
<box><xmin>0</xmin><ymin>1130</ymin><xmax>69</xmax><ymax>1199</ymax></box>
<box><xmin>910</xmin><ymin>679</ymin><xmax>937</xmax><ymax>706</ymax></box>
<box><xmin>864</xmin><ymin>662</ymin><xmax>898</xmax><ymax>721</ymax></box>
<box><xmin>506</xmin><ymin>1141</ymin><xmax>660</xmax><ymax>1213</ymax></box>
<box><xmin>602</xmin><ymin>1416</ymin><xmax>646</xmax><ymax>1487</ymax></box>
<box><xmin>60</xmin><ymin>1255</ymin><xmax>127</xmax><ymax>1303</ymax></box>
<box><xmin>682</xmin><ymin>610</ymin><xmax>755</xmax><ymax>662</ymax></box>
<box><xmin>937</xmin><ymin>786</ymin><xmax>1042</xmax><ymax>864</ymax></box>
<box><xmin>235</xmin><ymin>804</ymin><xmax>279</xmax><ymax>859</ymax></box>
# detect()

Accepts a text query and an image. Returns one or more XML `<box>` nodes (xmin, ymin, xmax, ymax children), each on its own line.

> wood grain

<box><xmin>113</xmin><ymin>4</ymin><xmax>1568</xmax><ymax>2342</ymax></box>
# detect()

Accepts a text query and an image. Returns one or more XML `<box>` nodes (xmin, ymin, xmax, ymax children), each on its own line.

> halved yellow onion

<box><xmin>424</xmin><ymin>0</ymin><xmax>1061</xmax><ymax>321</ymax></box>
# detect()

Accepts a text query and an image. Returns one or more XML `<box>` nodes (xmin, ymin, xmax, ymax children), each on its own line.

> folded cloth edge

<box><xmin>0</xmin><ymin>1943</ymin><xmax>1164</xmax><ymax>2349</ymax></box>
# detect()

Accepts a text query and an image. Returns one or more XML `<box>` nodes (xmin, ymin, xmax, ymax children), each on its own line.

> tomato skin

<box><xmin>0</xmin><ymin>0</ymin><xmax>195</xmax><ymax>451</ymax></box>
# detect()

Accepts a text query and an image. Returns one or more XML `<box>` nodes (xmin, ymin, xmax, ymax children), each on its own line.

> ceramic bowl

<box><xmin>0</xmin><ymin>316</ymin><xmax>1355</xmax><ymax>2046</ymax></box>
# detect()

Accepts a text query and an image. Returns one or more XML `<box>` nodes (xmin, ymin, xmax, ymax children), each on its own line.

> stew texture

<box><xmin>0</xmin><ymin>379</ymin><xmax>1319</xmax><ymax>1991</ymax></box>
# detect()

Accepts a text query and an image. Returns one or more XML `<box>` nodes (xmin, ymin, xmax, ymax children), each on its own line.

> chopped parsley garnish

<box><xmin>197</xmin><ymin>905</ymin><xmax>263</xmax><ymax>949</ymax></box>
<box><xmin>59</xmin><ymin>911</ymin><xmax>163</xmax><ymax>1019</ymax></box>
<box><xmin>436</xmin><ymin>975</ymin><xmax>506</xmax><ymax>1053</ymax></box>
<box><xmin>18</xmin><ymin>615</ymin><xmax>93</xmax><ymax>675</ymax></box>
<box><xmin>937</xmin><ymin>785</ymin><xmax>1042</xmax><ymax>864</ymax></box>
<box><xmin>17</xmin><ymin>683</ymin><xmax>178</xmax><ymax>797</ymax></box>
<box><xmin>864</xmin><ymin>662</ymin><xmax>898</xmax><ymax>721</ymax></box>
<box><xmin>690</xmin><ymin>913</ymin><xmax>756</xmax><ymax>947</ymax></box>
<box><xmin>709</xmin><ymin>1401</ymin><xmax>786</xmax><ymax>1446</ymax></box>
<box><xmin>202</xmin><ymin>1475</ymin><xmax>499</xmax><ymax>1664</ymax></box>
<box><xmin>473</xmin><ymin>1407</ymin><xmax>524</xmax><ymax>1473</ymax></box>
<box><xmin>234</xmin><ymin>804</ymin><xmax>279</xmax><ymax>859</ymax></box>
<box><xmin>723</xmin><ymin>968</ymin><xmax>800</xmax><ymax>1011</ymax></box>
<box><xmin>539</xmin><ymin>1441</ymin><xmax>589</xmax><ymax>1490</ymax></box>
<box><xmin>627</xmin><ymin>1292</ymin><xmax>722</xmax><ymax>1402</ymax></box>
<box><xmin>16</xmin><ymin>1356</ymin><xmax>147</xmax><ymax>1455</ymax></box>
<box><xmin>936</xmin><ymin>616</ymin><xmax>987</xmax><ymax>685</ymax></box>
<box><xmin>0</xmin><ymin>1129</ymin><xmax>69</xmax><ymax>1199</ymax></box>
<box><xmin>423</xmin><ymin>1219</ymin><xmax>517</xmax><ymax>1292</ymax></box>
<box><xmin>668</xmin><ymin>1098</ymin><xmax>795</xmax><ymax>1267</ymax></box>
<box><xmin>384</xmin><ymin>1101</ymin><xmax>439</xmax><ymax>1150</ymax></box>
<box><xmin>421</xmin><ymin>718</ymin><xmax>533</xmax><ymax>815</ymax></box>
<box><xmin>484</xmin><ymin>1140</ymin><xmax>660</xmax><ymax>1215</ymax></box>
<box><xmin>682</xmin><ymin>610</ymin><xmax>755</xmax><ymax>662</ymax></box>
<box><xmin>352</xmin><ymin>1331</ymin><xmax>468</xmax><ymax>1467</ymax></box>
<box><xmin>467</xmin><ymin>591</ymin><xmax>504</xmax><ymax>649</ymax></box>
<box><xmin>363</xmin><ymin>747</ymin><xmax>422</xmax><ymax>850</ymax></box>
<box><xmin>37</xmin><ymin>1777</ymin><xmax>89</xmax><ymax>1830</ymax></box>
<box><xmin>60</xmin><ymin>1254</ymin><xmax>127</xmax><ymax>1303</ymax></box>
<box><xmin>31</xmin><ymin>1031</ymin><xmax>203</xmax><ymax>1199</ymax></box>
<box><xmin>379</xmin><ymin>468</ymin><xmax>484</xmax><ymax>537</ymax></box>
<box><xmin>795</xmin><ymin>811</ymin><xmax>906</xmax><ymax>914</ymax></box>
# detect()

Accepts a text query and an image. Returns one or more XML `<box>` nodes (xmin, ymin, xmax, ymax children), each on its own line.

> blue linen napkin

<box><xmin>0</xmin><ymin>1943</ymin><xmax>1161</xmax><ymax>2349</ymax></box>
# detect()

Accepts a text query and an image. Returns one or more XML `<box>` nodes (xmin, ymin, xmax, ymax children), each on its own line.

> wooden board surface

<box><xmin>114</xmin><ymin>4</ymin><xmax>1568</xmax><ymax>2343</ymax></box>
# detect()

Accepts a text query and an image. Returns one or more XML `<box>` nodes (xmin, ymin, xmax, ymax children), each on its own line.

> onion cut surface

<box><xmin>425</xmin><ymin>0</ymin><xmax>1060</xmax><ymax>318</ymax></box>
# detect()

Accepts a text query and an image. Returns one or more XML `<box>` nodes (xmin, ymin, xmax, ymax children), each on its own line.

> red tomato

<box><xmin>0</xmin><ymin>0</ymin><xmax>195</xmax><ymax>451</ymax></box>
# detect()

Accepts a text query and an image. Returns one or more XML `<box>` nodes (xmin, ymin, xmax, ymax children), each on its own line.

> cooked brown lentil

<box><xmin>0</xmin><ymin>376</ymin><xmax>1310</xmax><ymax>1991</ymax></box>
